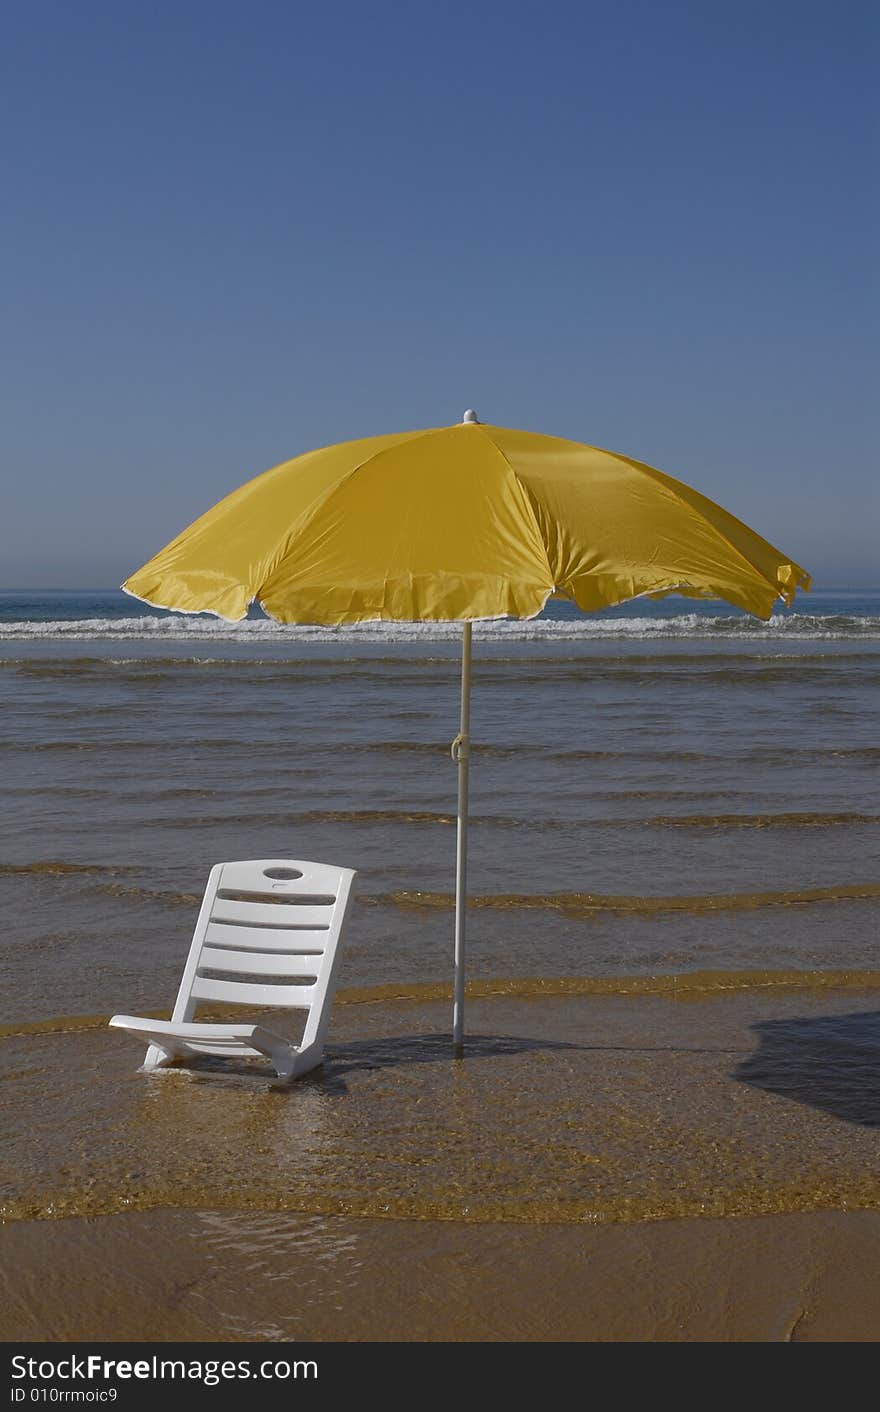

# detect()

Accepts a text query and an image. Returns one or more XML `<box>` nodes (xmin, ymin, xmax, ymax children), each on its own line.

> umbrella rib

<box><xmin>619</xmin><ymin>453</ymin><xmax>808</xmax><ymax>610</ymax></box>
<box><xmin>474</xmin><ymin>427</ymin><xmax>557</xmax><ymax>597</ymax></box>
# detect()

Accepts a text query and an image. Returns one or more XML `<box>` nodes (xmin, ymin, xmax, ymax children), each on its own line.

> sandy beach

<box><xmin>3</xmin><ymin>984</ymin><xmax>880</xmax><ymax>1341</ymax></box>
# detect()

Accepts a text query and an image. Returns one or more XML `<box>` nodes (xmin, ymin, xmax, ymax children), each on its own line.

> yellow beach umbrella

<box><xmin>126</xmin><ymin>411</ymin><xmax>810</xmax><ymax>1051</ymax></box>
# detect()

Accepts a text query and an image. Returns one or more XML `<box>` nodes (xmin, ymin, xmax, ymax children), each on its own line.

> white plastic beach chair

<box><xmin>109</xmin><ymin>858</ymin><xmax>356</xmax><ymax>1080</ymax></box>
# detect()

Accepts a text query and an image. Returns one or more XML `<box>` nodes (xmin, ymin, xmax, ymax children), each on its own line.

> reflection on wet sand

<box><xmin>3</xmin><ymin>989</ymin><xmax>880</xmax><ymax>1227</ymax></box>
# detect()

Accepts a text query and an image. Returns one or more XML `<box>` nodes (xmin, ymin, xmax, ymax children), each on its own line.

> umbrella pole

<box><xmin>452</xmin><ymin>621</ymin><xmax>472</xmax><ymax>1057</ymax></box>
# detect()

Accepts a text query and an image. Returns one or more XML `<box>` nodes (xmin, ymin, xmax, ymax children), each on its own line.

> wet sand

<box><xmin>2</xmin><ymin>986</ymin><xmax>880</xmax><ymax>1340</ymax></box>
<box><xmin>4</xmin><ymin>988</ymin><xmax>880</xmax><ymax>1225</ymax></box>
<box><xmin>2</xmin><ymin>1206</ymin><xmax>879</xmax><ymax>1342</ymax></box>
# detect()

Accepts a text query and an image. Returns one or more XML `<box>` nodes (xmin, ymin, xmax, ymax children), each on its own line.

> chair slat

<box><xmin>191</xmin><ymin>975</ymin><xmax>316</xmax><ymax>1009</ymax></box>
<box><xmin>204</xmin><ymin>921</ymin><xmax>327</xmax><ymax>954</ymax></box>
<box><xmin>178</xmin><ymin>1040</ymin><xmax>264</xmax><ymax>1058</ymax></box>
<box><xmin>211</xmin><ymin>897</ymin><xmax>334</xmax><ymax>928</ymax></box>
<box><xmin>199</xmin><ymin>946</ymin><xmax>321</xmax><ymax>978</ymax></box>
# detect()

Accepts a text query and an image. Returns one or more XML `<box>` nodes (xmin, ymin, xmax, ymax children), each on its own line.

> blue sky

<box><xmin>1</xmin><ymin>0</ymin><xmax>876</xmax><ymax>588</ymax></box>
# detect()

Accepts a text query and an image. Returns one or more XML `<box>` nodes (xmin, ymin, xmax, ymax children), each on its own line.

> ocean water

<box><xmin>1</xmin><ymin>588</ymin><xmax>878</xmax><ymax>1026</ymax></box>
<box><xmin>2</xmin><ymin>586</ymin><xmax>880</xmax><ymax>1232</ymax></box>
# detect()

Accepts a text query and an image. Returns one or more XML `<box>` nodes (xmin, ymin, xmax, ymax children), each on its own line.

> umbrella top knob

<box><xmin>461</xmin><ymin>408</ymin><xmax>480</xmax><ymax>424</ymax></box>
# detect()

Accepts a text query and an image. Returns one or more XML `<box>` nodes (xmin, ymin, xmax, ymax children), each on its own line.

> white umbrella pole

<box><xmin>452</xmin><ymin>621</ymin><xmax>472</xmax><ymax>1057</ymax></box>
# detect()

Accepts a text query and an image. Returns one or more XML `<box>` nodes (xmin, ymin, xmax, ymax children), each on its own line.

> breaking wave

<box><xmin>1</xmin><ymin>612</ymin><xmax>880</xmax><ymax>642</ymax></box>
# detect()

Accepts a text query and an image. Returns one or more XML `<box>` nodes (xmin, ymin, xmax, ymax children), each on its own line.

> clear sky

<box><xmin>1</xmin><ymin>0</ymin><xmax>876</xmax><ymax>588</ymax></box>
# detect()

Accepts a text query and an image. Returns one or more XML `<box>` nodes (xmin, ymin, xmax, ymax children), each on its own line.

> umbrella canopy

<box><xmin>126</xmin><ymin>413</ymin><xmax>810</xmax><ymax>625</ymax></box>
<box><xmin>125</xmin><ymin>412</ymin><xmax>810</xmax><ymax>1054</ymax></box>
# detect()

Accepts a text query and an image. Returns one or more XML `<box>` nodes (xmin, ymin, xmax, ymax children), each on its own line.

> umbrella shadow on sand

<box><xmin>733</xmin><ymin>1011</ymin><xmax>880</xmax><ymax>1127</ymax></box>
<box><xmin>299</xmin><ymin>1032</ymin><xmax>584</xmax><ymax>1094</ymax></box>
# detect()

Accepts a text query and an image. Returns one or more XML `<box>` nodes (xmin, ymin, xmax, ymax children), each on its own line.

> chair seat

<box><xmin>109</xmin><ymin>1013</ymin><xmax>292</xmax><ymax>1063</ymax></box>
<box><xmin>110</xmin><ymin>1016</ymin><xmax>274</xmax><ymax>1043</ymax></box>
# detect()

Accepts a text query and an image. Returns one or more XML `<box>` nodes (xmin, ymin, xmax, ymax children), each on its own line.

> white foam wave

<box><xmin>1</xmin><ymin>613</ymin><xmax>879</xmax><ymax>642</ymax></box>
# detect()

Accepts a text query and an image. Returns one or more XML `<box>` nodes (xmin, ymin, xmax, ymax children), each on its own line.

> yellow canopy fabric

<box><xmin>125</xmin><ymin>421</ymin><xmax>810</xmax><ymax>623</ymax></box>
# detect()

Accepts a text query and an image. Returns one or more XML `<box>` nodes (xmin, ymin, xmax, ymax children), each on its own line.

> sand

<box><xmin>3</xmin><ymin>987</ymin><xmax>880</xmax><ymax>1341</ymax></box>
<box><xmin>1</xmin><ymin>1207</ymin><xmax>879</xmax><ymax>1342</ymax></box>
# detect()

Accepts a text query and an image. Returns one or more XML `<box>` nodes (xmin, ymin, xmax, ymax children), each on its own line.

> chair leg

<box><xmin>289</xmin><ymin>1042</ymin><xmax>324</xmax><ymax>1079</ymax></box>
<box><xmin>247</xmin><ymin>1030</ymin><xmax>301</xmax><ymax>1080</ymax></box>
<box><xmin>141</xmin><ymin>1042</ymin><xmax>176</xmax><ymax>1073</ymax></box>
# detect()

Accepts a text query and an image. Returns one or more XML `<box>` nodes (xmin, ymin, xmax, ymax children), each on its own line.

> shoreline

<box><xmin>5</xmin><ymin>964</ymin><xmax>880</xmax><ymax>1040</ymax></box>
<box><xmin>2</xmin><ymin>1206</ymin><xmax>878</xmax><ymax>1342</ymax></box>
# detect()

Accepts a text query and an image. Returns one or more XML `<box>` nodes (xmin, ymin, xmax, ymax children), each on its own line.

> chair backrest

<box><xmin>171</xmin><ymin>859</ymin><xmax>356</xmax><ymax>1050</ymax></box>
